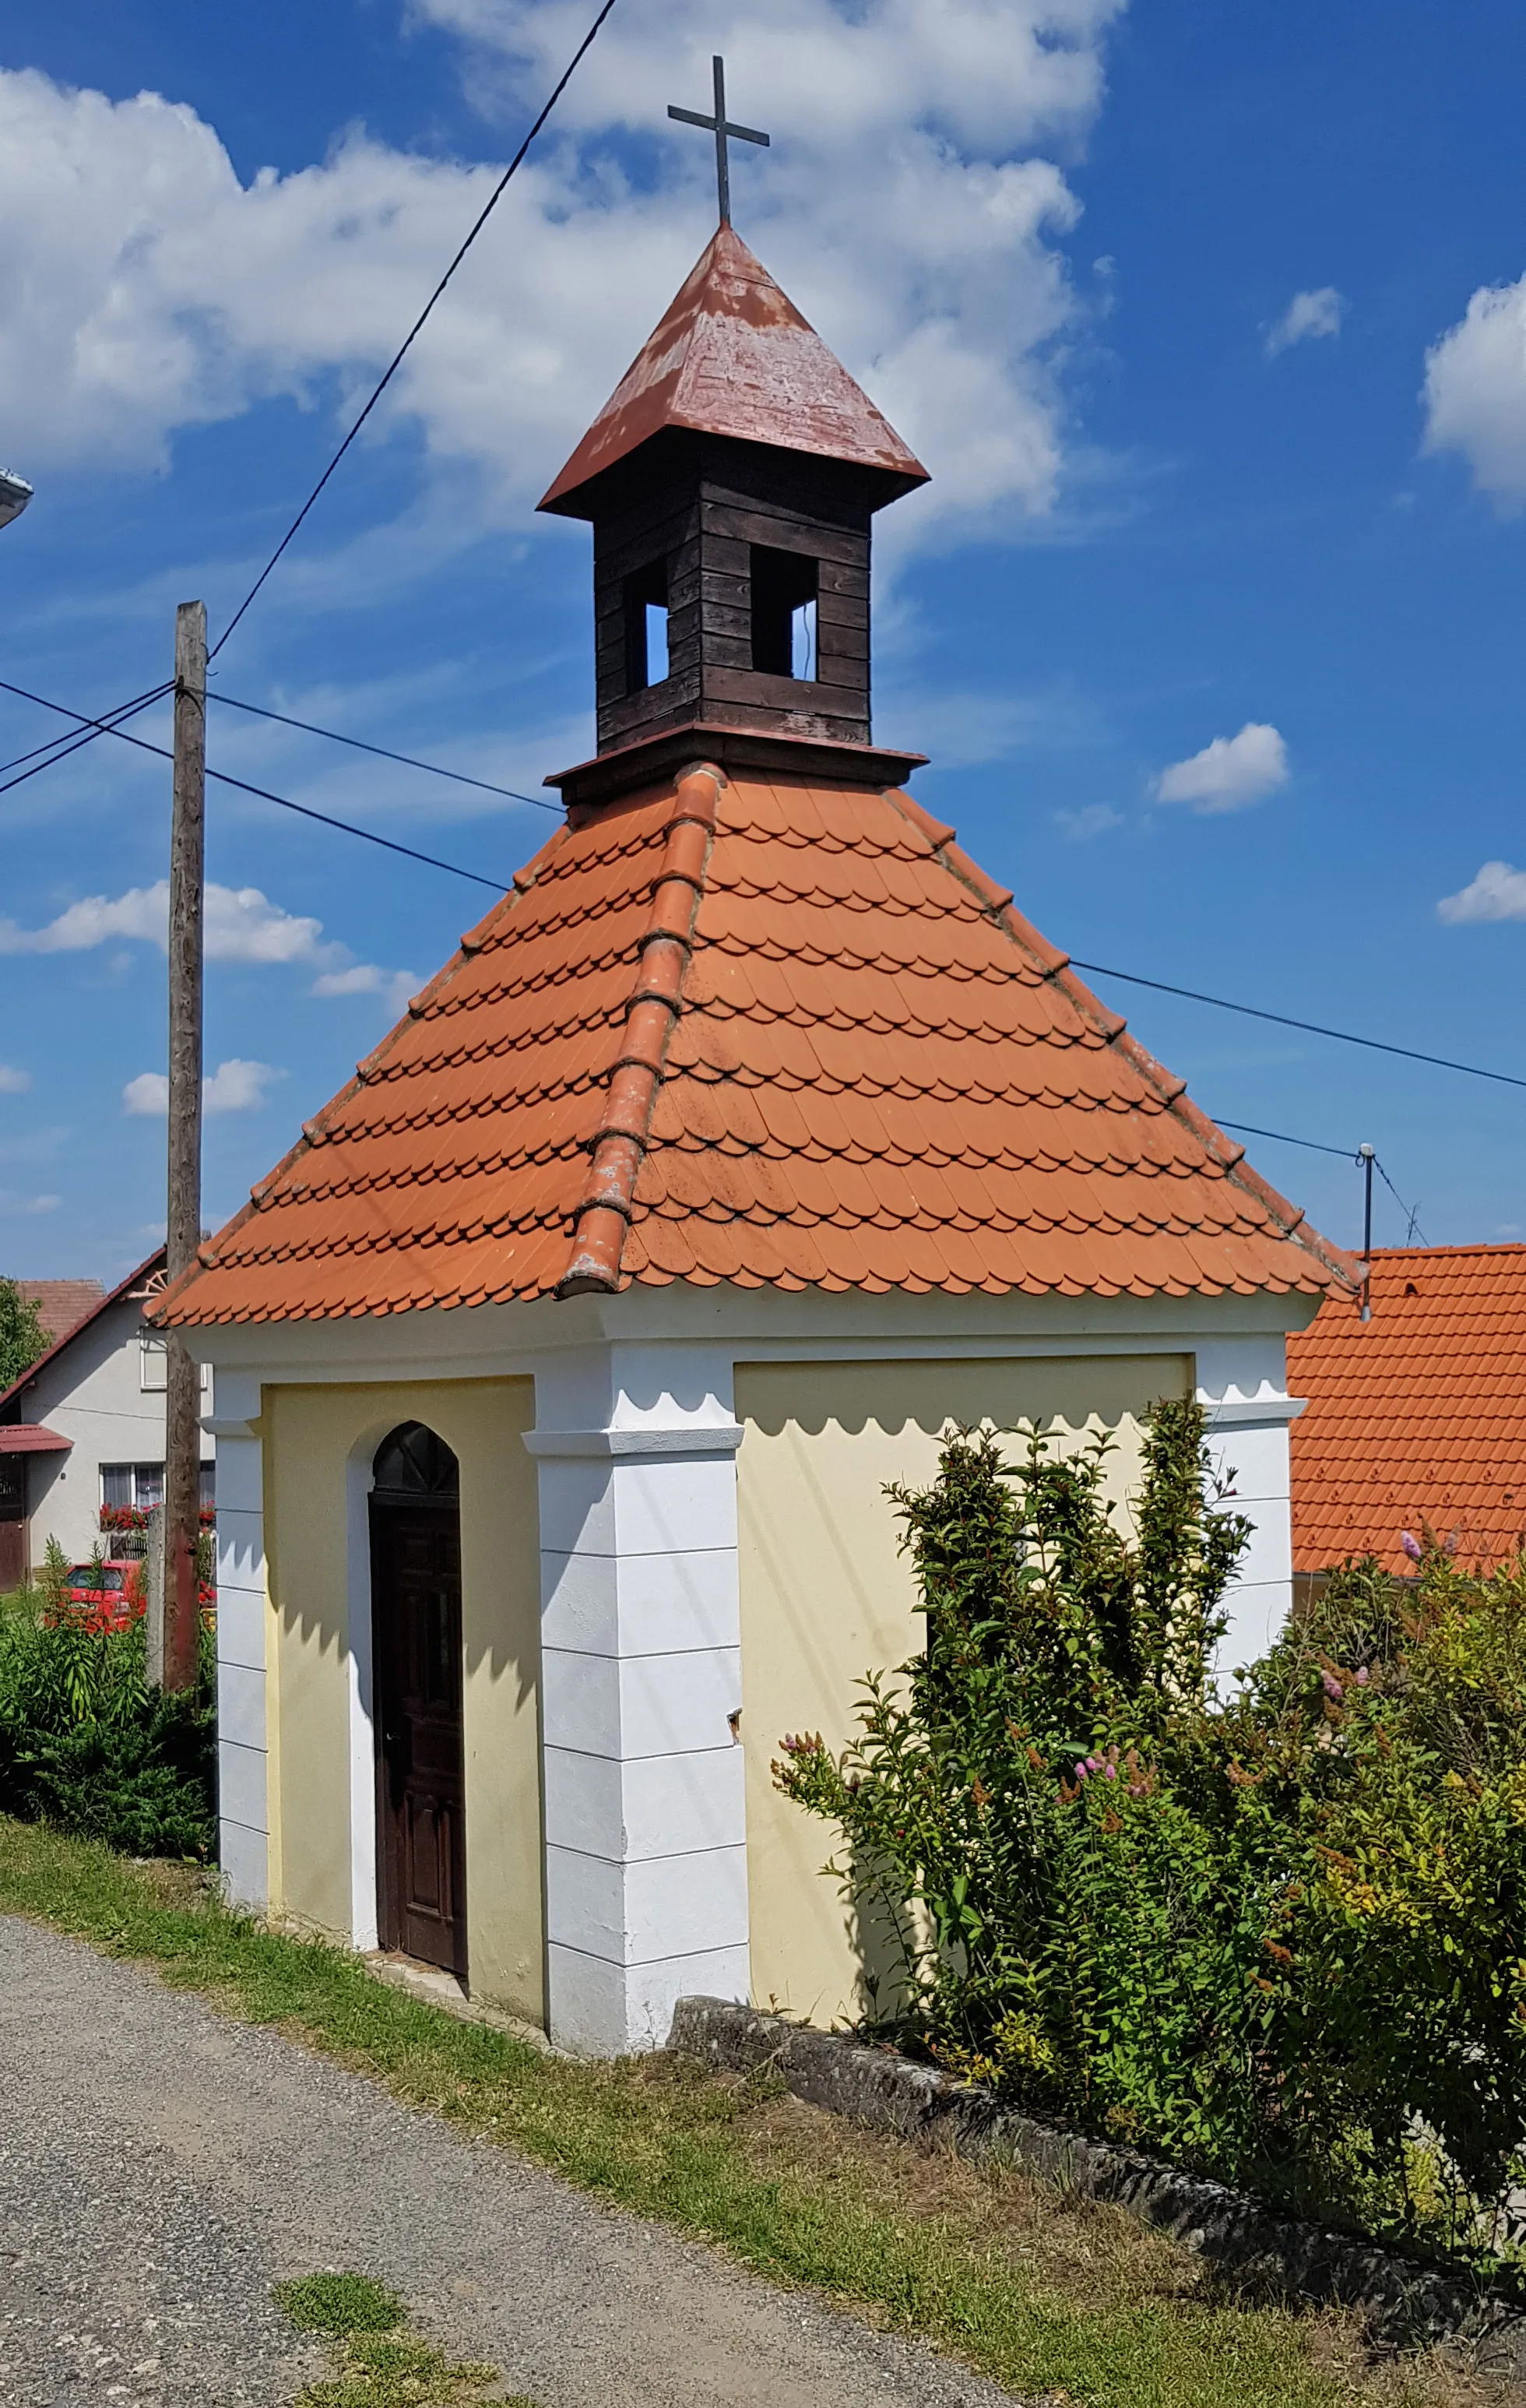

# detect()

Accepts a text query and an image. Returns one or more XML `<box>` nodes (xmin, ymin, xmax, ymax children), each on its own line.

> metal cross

<box><xmin>668</xmin><ymin>56</ymin><xmax>769</xmax><ymax>227</ymax></box>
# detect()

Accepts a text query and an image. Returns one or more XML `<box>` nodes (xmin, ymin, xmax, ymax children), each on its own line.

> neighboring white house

<box><xmin>0</xmin><ymin>1249</ymin><xmax>213</xmax><ymax>1586</ymax></box>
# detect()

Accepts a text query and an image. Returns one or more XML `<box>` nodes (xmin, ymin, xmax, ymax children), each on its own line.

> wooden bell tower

<box><xmin>539</xmin><ymin>225</ymin><xmax>930</xmax><ymax>808</ymax></box>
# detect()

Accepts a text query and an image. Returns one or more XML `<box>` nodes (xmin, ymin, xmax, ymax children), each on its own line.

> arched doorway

<box><xmin>369</xmin><ymin>1422</ymin><xmax>466</xmax><ymax>1976</ymax></box>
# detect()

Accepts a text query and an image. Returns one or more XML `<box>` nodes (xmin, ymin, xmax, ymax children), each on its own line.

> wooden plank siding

<box><xmin>588</xmin><ymin>437</ymin><xmax>877</xmax><ymax>752</ymax></box>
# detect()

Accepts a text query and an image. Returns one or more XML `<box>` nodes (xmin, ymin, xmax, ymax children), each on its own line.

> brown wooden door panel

<box><xmin>0</xmin><ymin>1518</ymin><xmax>25</xmax><ymax>1593</ymax></box>
<box><xmin>371</xmin><ymin>1494</ymin><xmax>466</xmax><ymax>1977</ymax></box>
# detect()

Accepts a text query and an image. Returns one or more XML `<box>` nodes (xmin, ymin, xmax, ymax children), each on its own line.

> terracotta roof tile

<box><xmin>1289</xmin><ymin>1245</ymin><xmax>1526</xmax><ymax>1574</ymax></box>
<box><xmin>156</xmin><ymin>768</ymin><xmax>1356</xmax><ymax>1327</ymax></box>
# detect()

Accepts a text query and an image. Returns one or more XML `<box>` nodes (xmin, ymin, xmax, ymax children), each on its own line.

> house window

<box><xmin>623</xmin><ymin>556</ymin><xmax>670</xmax><ymax>691</ymax></box>
<box><xmin>751</xmin><ymin>545</ymin><xmax>818</xmax><ymax>678</ymax></box>
<box><xmin>101</xmin><ymin>1462</ymin><xmax>214</xmax><ymax>1513</ymax></box>
<box><xmin>100</xmin><ymin>1463</ymin><xmax>165</xmax><ymax>1512</ymax></box>
<box><xmin>139</xmin><ymin>1333</ymin><xmax>209</xmax><ymax>1393</ymax></box>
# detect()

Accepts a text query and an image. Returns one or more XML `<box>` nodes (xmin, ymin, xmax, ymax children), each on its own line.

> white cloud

<box><xmin>1436</xmin><ymin>859</ymin><xmax>1526</xmax><ymax>924</ymax></box>
<box><xmin>1265</xmin><ymin>286</ymin><xmax>1346</xmax><ymax>357</ymax></box>
<box><xmin>0</xmin><ymin>1065</ymin><xmax>31</xmax><ymax>1093</ymax></box>
<box><xmin>0</xmin><ymin>5</ymin><xmax>1124</xmax><ymax>547</ymax></box>
<box><xmin>311</xmin><ymin>963</ymin><xmax>418</xmax><ymax>1015</ymax></box>
<box><xmin>123</xmin><ymin>1058</ymin><xmax>283</xmax><ymax>1117</ymax></box>
<box><xmin>1152</xmin><ymin>722</ymin><xmax>1289</xmax><ymax>815</ymax></box>
<box><xmin>0</xmin><ymin>1188</ymin><xmax>60</xmax><ymax>1215</ymax></box>
<box><xmin>0</xmin><ymin>876</ymin><xmax>411</xmax><ymax>1001</ymax></box>
<box><xmin>122</xmin><ymin>1072</ymin><xmax>169</xmax><ymax>1117</ymax></box>
<box><xmin>1423</xmin><ymin>274</ymin><xmax>1526</xmax><ymax>508</ymax></box>
<box><xmin>1053</xmin><ymin>803</ymin><xmax>1122</xmax><ymax>840</ymax></box>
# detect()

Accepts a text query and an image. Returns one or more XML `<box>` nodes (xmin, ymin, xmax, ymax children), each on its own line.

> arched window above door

<box><xmin>372</xmin><ymin>1421</ymin><xmax>459</xmax><ymax>1499</ymax></box>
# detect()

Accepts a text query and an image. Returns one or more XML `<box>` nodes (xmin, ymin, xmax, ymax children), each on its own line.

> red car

<box><xmin>62</xmin><ymin>1559</ymin><xmax>146</xmax><ymax>1632</ymax></box>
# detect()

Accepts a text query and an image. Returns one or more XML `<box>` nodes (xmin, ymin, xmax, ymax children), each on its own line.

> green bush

<box><xmin>0</xmin><ymin>1574</ymin><xmax>215</xmax><ymax>1858</ymax></box>
<box><xmin>775</xmin><ymin>1401</ymin><xmax>1526</xmax><ymax>2282</ymax></box>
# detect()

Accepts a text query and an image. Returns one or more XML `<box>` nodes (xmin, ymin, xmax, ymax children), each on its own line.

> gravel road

<box><xmin>0</xmin><ymin>1917</ymin><xmax>1024</xmax><ymax>2407</ymax></box>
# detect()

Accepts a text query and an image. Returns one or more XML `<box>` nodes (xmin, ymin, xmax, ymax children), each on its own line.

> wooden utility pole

<box><xmin>163</xmin><ymin>599</ymin><xmax>206</xmax><ymax>1694</ymax></box>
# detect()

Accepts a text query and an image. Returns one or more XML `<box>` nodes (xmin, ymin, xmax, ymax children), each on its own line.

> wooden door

<box><xmin>370</xmin><ymin>1495</ymin><xmax>466</xmax><ymax>1975</ymax></box>
<box><xmin>0</xmin><ymin>1452</ymin><xmax>26</xmax><ymax>1593</ymax></box>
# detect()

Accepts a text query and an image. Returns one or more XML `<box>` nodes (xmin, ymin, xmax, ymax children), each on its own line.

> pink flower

<box><xmin>1401</xmin><ymin>1532</ymin><xmax>1422</xmax><ymax>1563</ymax></box>
<box><xmin>1322</xmin><ymin>1672</ymin><xmax>1344</xmax><ymax>1702</ymax></box>
<box><xmin>1104</xmin><ymin>1763</ymin><xmax>1117</xmax><ymax>1780</ymax></box>
<box><xmin>1355</xmin><ymin>1664</ymin><xmax>1370</xmax><ymax>1687</ymax></box>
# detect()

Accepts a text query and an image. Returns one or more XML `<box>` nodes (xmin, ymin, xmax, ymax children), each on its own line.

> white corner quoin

<box><xmin>529</xmin><ymin>1341</ymin><xmax>749</xmax><ymax>2057</ymax></box>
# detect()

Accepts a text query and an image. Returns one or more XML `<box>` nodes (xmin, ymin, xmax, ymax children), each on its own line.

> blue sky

<box><xmin>3</xmin><ymin>0</ymin><xmax>1526</xmax><ymax>1282</ymax></box>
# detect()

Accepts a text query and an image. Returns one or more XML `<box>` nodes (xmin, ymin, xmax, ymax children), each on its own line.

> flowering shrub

<box><xmin>775</xmin><ymin>1403</ymin><xmax>1526</xmax><ymax>2283</ymax></box>
<box><xmin>99</xmin><ymin>1504</ymin><xmax>149</xmax><ymax>1536</ymax></box>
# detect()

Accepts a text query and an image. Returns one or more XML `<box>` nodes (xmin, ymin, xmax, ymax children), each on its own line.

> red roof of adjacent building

<box><xmin>13</xmin><ymin>1279</ymin><xmax>104</xmax><ymax>1347</ymax></box>
<box><xmin>155</xmin><ymin>766</ymin><xmax>1356</xmax><ymax>1329</ymax></box>
<box><xmin>0</xmin><ymin>1424</ymin><xmax>71</xmax><ymax>1454</ymax></box>
<box><xmin>1</xmin><ymin>1252</ymin><xmax>164</xmax><ymax>1417</ymax></box>
<box><xmin>539</xmin><ymin>225</ymin><xmax>928</xmax><ymax>515</ymax></box>
<box><xmin>1289</xmin><ymin>1244</ymin><xmax>1526</xmax><ymax>1575</ymax></box>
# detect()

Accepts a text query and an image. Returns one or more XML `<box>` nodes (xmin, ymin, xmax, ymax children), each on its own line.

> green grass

<box><xmin>293</xmin><ymin>2329</ymin><xmax>505</xmax><ymax>2406</ymax></box>
<box><xmin>274</xmin><ymin>2273</ymin><xmax>406</xmax><ymax>2335</ymax></box>
<box><xmin>272</xmin><ymin>2278</ymin><xmax>509</xmax><ymax>2405</ymax></box>
<box><xmin>0</xmin><ymin>1818</ymin><xmax>1453</xmax><ymax>2408</ymax></box>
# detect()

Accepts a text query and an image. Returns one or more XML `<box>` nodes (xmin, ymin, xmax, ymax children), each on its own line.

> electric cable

<box><xmin>0</xmin><ymin>674</ymin><xmax>510</xmax><ymax>892</ymax></box>
<box><xmin>1218</xmin><ymin>1119</ymin><xmax>1426</xmax><ymax>1246</ymax></box>
<box><xmin>0</xmin><ymin>682</ymin><xmax>167</xmax><ymax>780</ymax></box>
<box><xmin>1375</xmin><ymin>1156</ymin><xmax>1428</xmax><ymax>1246</ymax></box>
<box><xmin>208</xmin><ymin>690</ymin><xmax>554</xmax><ymax>811</ymax></box>
<box><xmin>0</xmin><ymin>681</ymin><xmax>174</xmax><ymax>797</ymax></box>
<box><xmin>6</xmin><ymin>674</ymin><xmax>1526</xmax><ymax>1115</ymax></box>
<box><xmin>1071</xmin><ymin>956</ymin><xmax>1526</xmax><ymax>1096</ymax></box>
<box><xmin>1214</xmin><ymin>1120</ymin><xmax>1355</xmax><ymax>1160</ymax></box>
<box><xmin>209</xmin><ymin>0</ymin><xmax>623</xmax><ymax>662</ymax></box>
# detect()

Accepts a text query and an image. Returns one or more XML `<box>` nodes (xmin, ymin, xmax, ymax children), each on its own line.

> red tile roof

<box><xmin>0</xmin><ymin>1424</ymin><xmax>71</xmax><ymax>1454</ymax></box>
<box><xmin>1</xmin><ymin>1252</ymin><xmax>164</xmax><ymax>1417</ymax></box>
<box><xmin>156</xmin><ymin>766</ymin><xmax>1355</xmax><ymax>1329</ymax></box>
<box><xmin>540</xmin><ymin>226</ymin><xmax>928</xmax><ymax>516</ymax></box>
<box><xmin>13</xmin><ymin>1279</ymin><xmax>104</xmax><ymax>1347</ymax></box>
<box><xmin>1290</xmin><ymin>1244</ymin><xmax>1526</xmax><ymax>1575</ymax></box>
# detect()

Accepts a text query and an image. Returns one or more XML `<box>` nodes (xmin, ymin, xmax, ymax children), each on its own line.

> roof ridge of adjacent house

<box><xmin>557</xmin><ymin>763</ymin><xmax>723</xmax><ymax>1297</ymax></box>
<box><xmin>151</xmin><ymin>819</ymin><xmax>578</xmax><ymax>1324</ymax></box>
<box><xmin>1368</xmin><ymin>1241</ymin><xmax>1526</xmax><ymax>1261</ymax></box>
<box><xmin>881</xmin><ymin>787</ymin><xmax>1362</xmax><ymax>1297</ymax></box>
<box><xmin>0</xmin><ymin>1246</ymin><xmax>165</xmax><ymax>1417</ymax></box>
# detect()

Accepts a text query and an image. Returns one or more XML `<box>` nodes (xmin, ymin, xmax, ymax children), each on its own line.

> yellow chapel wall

<box><xmin>733</xmin><ymin>1353</ymin><xmax>1190</xmax><ymax>2029</ymax></box>
<box><xmin>262</xmin><ymin>1376</ymin><xmax>544</xmax><ymax>2023</ymax></box>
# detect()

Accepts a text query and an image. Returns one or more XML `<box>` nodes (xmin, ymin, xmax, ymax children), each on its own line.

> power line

<box><xmin>209</xmin><ymin>0</ymin><xmax>623</xmax><ymax>663</ymax></box>
<box><xmin>1375</xmin><ymin>1156</ymin><xmax>1428</xmax><ymax>1246</ymax></box>
<box><xmin>0</xmin><ymin>674</ymin><xmax>511</xmax><ymax>893</ymax></box>
<box><xmin>1215</xmin><ymin>1119</ymin><xmax>1356</xmax><ymax>1160</ymax></box>
<box><xmin>0</xmin><ymin>681</ymin><xmax>174</xmax><ymax>797</ymax></box>
<box><xmin>209</xmin><ymin>690</ymin><xmax>556</xmax><ymax>811</ymax></box>
<box><xmin>1218</xmin><ymin>1118</ymin><xmax>1427</xmax><ymax>1244</ymax></box>
<box><xmin>1071</xmin><ymin>956</ymin><xmax>1526</xmax><ymax>1095</ymax></box>
<box><xmin>5</xmin><ymin>670</ymin><xmax>1526</xmax><ymax>1114</ymax></box>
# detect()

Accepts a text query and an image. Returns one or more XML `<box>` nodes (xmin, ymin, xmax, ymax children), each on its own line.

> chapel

<box><xmin>157</xmin><ymin>208</ymin><xmax>1356</xmax><ymax>2051</ymax></box>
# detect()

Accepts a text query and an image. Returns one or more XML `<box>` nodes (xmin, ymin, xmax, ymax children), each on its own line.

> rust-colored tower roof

<box><xmin>154</xmin><ymin>765</ymin><xmax>1358</xmax><ymax>1328</ymax></box>
<box><xmin>540</xmin><ymin>225</ymin><xmax>928</xmax><ymax>516</ymax></box>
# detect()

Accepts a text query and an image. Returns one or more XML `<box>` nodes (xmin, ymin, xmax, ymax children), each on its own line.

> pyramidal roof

<box><xmin>157</xmin><ymin>766</ymin><xmax>1357</xmax><ymax>1327</ymax></box>
<box><xmin>540</xmin><ymin>225</ymin><xmax>928</xmax><ymax>515</ymax></box>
